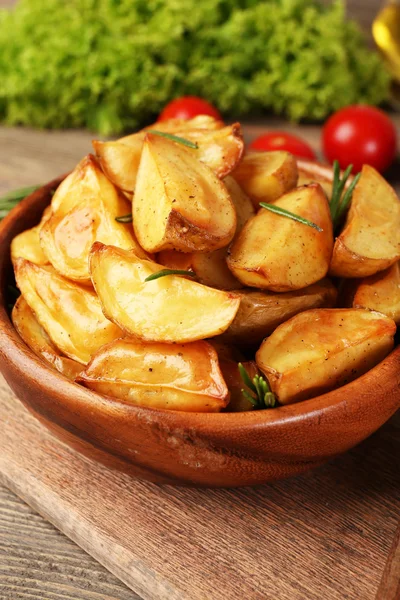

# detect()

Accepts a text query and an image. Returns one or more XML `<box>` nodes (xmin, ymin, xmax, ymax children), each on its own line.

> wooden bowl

<box><xmin>0</xmin><ymin>179</ymin><xmax>399</xmax><ymax>487</ymax></box>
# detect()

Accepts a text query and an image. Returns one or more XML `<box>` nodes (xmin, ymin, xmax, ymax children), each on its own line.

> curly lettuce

<box><xmin>0</xmin><ymin>0</ymin><xmax>390</xmax><ymax>135</ymax></box>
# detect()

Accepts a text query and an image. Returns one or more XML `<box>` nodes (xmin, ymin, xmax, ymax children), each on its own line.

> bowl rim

<box><xmin>1</xmin><ymin>177</ymin><xmax>399</xmax><ymax>431</ymax></box>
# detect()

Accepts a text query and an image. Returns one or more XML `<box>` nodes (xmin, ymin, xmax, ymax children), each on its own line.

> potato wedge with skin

<box><xmin>157</xmin><ymin>248</ymin><xmax>243</xmax><ymax>291</ymax></box>
<box><xmin>14</xmin><ymin>259</ymin><xmax>123</xmax><ymax>364</ymax></box>
<box><xmin>330</xmin><ymin>165</ymin><xmax>400</xmax><ymax>278</ymax></box>
<box><xmin>12</xmin><ymin>296</ymin><xmax>82</xmax><ymax>380</ymax></box>
<box><xmin>233</xmin><ymin>151</ymin><xmax>298</xmax><ymax>208</ymax></box>
<box><xmin>224</xmin><ymin>176</ymin><xmax>255</xmax><ymax>229</ymax></box>
<box><xmin>219</xmin><ymin>359</ymin><xmax>259</xmax><ymax>412</ymax></box>
<box><xmin>89</xmin><ymin>243</ymin><xmax>240</xmax><ymax>343</ymax></box>
<box><xmin>227</xmin><ymin>184</ymin><xmax>334</xmax><ymax>291</ymax></box>
<box><xmin>11</xmin><ymin>225</ymin><xmax>49</xmax><ymax>266</ymax></box>
<box><xmin>77</xmin><ymin>339</ymin><xmax>229</xmax><ymax>412</ymax></box>
<box><xmin>352</xmin><ymin>262</ymin><xmax>400</xmax><ymax>324</ymax></box>
<box><xmin>93</xmin><ymin>118</ymin><xmax>242</xmax><ymax>192</ymax></box>
<box><xmin>297</xmin><ymin>159</ymin><xmax>334</xmax><ymax>198</ymax></box>
<box><xmin>219</xmin><ymin>279</ymin><xmax>337</xmax><ymax>347</ymax></box>
<box><xmin>256</xmin><ymin>308</ymin><xmax>396</xmax><ymax>405</ymax></box>
<box><xmin>40</xmin><ymin>155</ymin><xmax>148</xmax><ymax>283</ymax></box>
<box><xmin>133</xmin><ymin>134</ymin><xmax>236</xmax><ymax>253</ymax></box>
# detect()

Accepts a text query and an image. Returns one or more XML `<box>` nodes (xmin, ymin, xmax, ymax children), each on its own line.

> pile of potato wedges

<box><xmin>10</xmin><ymin>115</ymin><xmax>400</xmax><ymax>412</ymax></box>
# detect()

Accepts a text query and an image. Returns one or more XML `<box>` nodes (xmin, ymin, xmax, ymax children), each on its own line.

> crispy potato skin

<box><xmin>233</xmin><ymin>151</ymin><xmax>298</xmax><ymax>208</ymax></box>
<box><xmin>40</xmin><ymin>154</ymin><xmax>147</xmax><ymax>283</ymax></box>
<box><xmin>219</xmin><ymin>278</ymin><xmax>337</xmax><ymax>347</ymax></box>
<box><xmin>89</xmin><ymin>243</ymin><xmax>240</xmax><ymax>343</ymax></box>
<box><xmin>77</xmin><ymin>339</ymin><xmax>229</xmax><ymax>412</ymax></box>
<box><xmin>133</xmin><ymin>134</ymin><xmax>237</xmax><ymax>253</ymax></box>
<box><xmin>12</xmin><ymin>296</ymin><xmax>82</xmax><ymax>380</ymax></box>
<box><xmin>256</xmin><ymin>308</ymin><xmax>396</xmax><ymax>405</ymax></box>
<box><xmin>219</xmin><ymin>359</ymin><xmax>259</xmax><ymax>412</ymax></box>
<box><xmin>14</xmin><ymin>259</ymin><xmax>123</xmax><ymax>364</ymax></box>
<box><xmin>93</xmin><ymin>118</ymin><xmax>242</xmax><ymax>193</ymax></box>
<box><xmin>330</xmin><ymin>165</ymin><xmax>400</xmax><ymax>278</ymax></box>
<box><xmin>352</xmin><ymin>262</ymin><xmax>400</xmax><ymax>324</ymax></box>
<box><xmin>227</xmin><ymin>183</ymin><xmax>334</xmax><ymax>291</ymax></box>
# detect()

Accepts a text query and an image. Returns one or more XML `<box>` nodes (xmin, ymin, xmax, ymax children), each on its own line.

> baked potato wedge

<box><xmin>77</xmin><ymin>339</ymin><xmax>229</xmax><ymax>412</ymax></box>
<box><xmin>93</xmin><ymin>120</ymin><xmax>243</xmax><ymax>193</ymax></box>
<box><xmin>227</xmin><ymin>184</ymin><xmax>334</xmax><ymax>291</ymax></box>
<box><xmin>40</xmin><ymin>154</ymin><xmax>147</xmax><ymax>283</ymax></box>
<box><xmin>233</xmin><ymin>151</ymin><xmax>298</xmax><ymax>208</ymax></box>
<box><xmin>330</xmin><ymin>165</ymin><xmax>400</xmax><ymax>278</ymax></box>
<box><xmin>256</xmin><ymin>308</ymin><xmax>396</xmax><ymax>404</ymax></box>
<box><xmin>352</xmin><ymin>261</ymin><xmax>400</xmax><ymax>324</ymax></box>
<box><xmin>14</xmin><ymin>259</ymin><xmax>123</xmax><ymax>364</ymax></box>
<box><xmin>133</xmin><ymin>133</ymin><xmax>236</xmax><ymax>253</ymax></box>
<box><xmin>219</xmin><ymin>278</ymin><xmax>337</xmax><ymax>346</ymax></box>
<box><xmin>11</xmin><ymin>225</ymin><xmax>49</xmax><ymax>266</ymax></box>
<box><xmin>12</xmin><ymin>296</ymin><xmax>82</xmax><ymax>380</ymax></box>
<box><xmin>89</xmin><ymin>243</ymin><xmax>240</xmax><ymax>343</ymax></box>
<box><xmin>224</xmin><ymin>176</ymin><xmax>255</xmax><ymax>229</ymax></box>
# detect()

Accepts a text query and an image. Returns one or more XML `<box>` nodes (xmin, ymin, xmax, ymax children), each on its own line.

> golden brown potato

<box><xmin>232</xmin><ymin>151</ymin><xmax>298</xmax><ymax>208</ymax></box>
<box><xmin>256</xmin><ymin>308</ymin><xmax>396</xmax><ymax>404</ymax></box>
<box><xmin>12</xmin><ymin>296</ymin><xmax>82</xmax><ymax>380</ymax></box>
<box><xmin>14</xmin><ymin>259</ymin><xmax>123</xmax><ymax>364</ymax></box>
<box><xmin>296</xmin><ymin>158</ymin><xmax>336</xmax><ymax>199</ymax></box>
<box><xmin>224</xmin><ymin>176</ymin><xmax>255</xmax><ymax>229</ymax></box>
<box><xmin>207</xmin><ymin>340</ymin><xmax>245</xmax><ymax>362</ymax></box>
<box><xmin>89</xmin><ymin>243</ymin><xmax>241</xmax><ymax>343</ymax></box>
<box><xmin>93</xmin><ymin>119</ymin><xmax>243</xmax><ymax>192</ymax></box>
<box><xmin>133</xmin><ymin>133</ymin><xmax>237</xmax><ymax>253</ymax></box>
<box><xmin>219</xmin><ymin>359</ymin><xmax>259</xmax><ymax>412</ymax></box>
<box><xmin>227</xmin><ymin>184</ymin><xmax>334</xmax><ymax>291</ymax></box>
<box><xmin>157</xmin><ymin>248</ymin><xmax>242</xmax><ymax>290</ymax></box>
<box><xmin>40</xmin><ymin>155</ymin><xmax>148</xmax><ymax>283</ymax></box>
<box><xmin>219</xmin><ymin>278</ymin><xmax>337</xmax><ymax>346</ymax></box>
<box><xmin>11</xmin><ymin>225</ymin><xmax>49</xmax><ymax>266</ymax></box>
<box><xmin>330</xmin><ymin>165</ymin><xmax>400</xmax><ymax>278</ymax></box>
<box><xmin>352</xmin><ymin>262</ymin><xmax>400</xmax><ymax>324</ymax></box>
<box><xmin>77</xmin><ymin>339</ymin><xmax>229</xmax><ymax>412</ymax></box>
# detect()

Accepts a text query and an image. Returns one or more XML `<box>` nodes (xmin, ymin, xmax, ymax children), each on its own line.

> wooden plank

<box><xmin>0</xmin><ymin>374</ymin><xmax>399</xmax><ymax>600</ymax></box>
<box><xmin>376</xmin><ymin>522</ymin><xmax>400</xmax><ymax>600</ymax></box>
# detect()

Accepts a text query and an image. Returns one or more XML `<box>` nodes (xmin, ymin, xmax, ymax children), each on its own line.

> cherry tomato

<box><xmin>158</xmin><ymin>96</ymin><xmax>221</xmax><ymax>122</ymax></box>
<box><xmin>249</xmin><ymin>131</ymin><xmax>316</xmax><ymax>160</ymax></box>
<box><xmin>323</xmin><ymin>105</ymin><xmax>397</xmax><ymax>173</ymax></box>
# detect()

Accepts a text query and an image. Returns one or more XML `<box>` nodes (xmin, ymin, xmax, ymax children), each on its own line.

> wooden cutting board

<box><xmin>0</xmin><ymin>374</ymin><xmax>399</xmax><ymax>600</ymax></box>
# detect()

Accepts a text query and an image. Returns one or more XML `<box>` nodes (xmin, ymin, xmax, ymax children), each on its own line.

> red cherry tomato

<box><xmin>323</xmin><ymin>105</ymin><xmax>397</xmax><ymax>173</ymax></box>
<box><xmin>158</xmin><ymin>96</ymin><xmax>221</xmax><ymax>122</ymax></box>
<box><xmin>249</xmin><ymin>131</ymin><xmax>316</xmax><ymax>160</ymax></box>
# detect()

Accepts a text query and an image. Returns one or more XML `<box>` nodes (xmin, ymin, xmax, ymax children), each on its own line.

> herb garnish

<box><xmin>145</xmin><ymin>269</ymin><xmax>196</xmax><ymax>282</ymax></box>
<box><xmin>259</xmin><ymin>202</ymin><xmax>322</xmax><ymax>232</ymax></box>
<box><xmin>0</xmin><ymin>185</ymin><xmax>40</xmax><ymax>220</ymax></box>
<box><xmin>238</xmin><ymin>363</ymin><xmax>276</xmax><ymax>409</ymax></box>
<box><xmin>115</xmin><ymin>213</ymin><xmax>133</xmax><ymax>223</ymax></box>
<box><xmin>147</xmin><ymin>130</ymin><xmax>198</xmax><ymax>149</ymax></box>
<box><xmin>330</xmin><ymin>160</ymin><xmax>361</xmax><ymax>232</ymax></box>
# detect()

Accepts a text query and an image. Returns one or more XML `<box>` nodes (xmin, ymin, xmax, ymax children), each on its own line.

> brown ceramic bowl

<box><xmin>0</xmin><ymin>178</ymin><xmax>400</xmax><ymax>487</ymax></box>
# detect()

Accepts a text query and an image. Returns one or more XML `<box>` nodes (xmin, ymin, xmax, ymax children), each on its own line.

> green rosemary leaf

<box><xmin>336</xmin><ymin>172</ymin><xmax>361</xmax><ymax>224</ymax></box>
<box><xmin>238</xmin><ymin>363</ymin><xmax>257</xmax><ymax>394</ymax></box>
<box><xmin>147</xmin><ymin>130</ymin><xmax>198</xmax><ymax>149</ymax></box>
<box><xmin>0</xmin><ymin>185</ymin><xmax>40</xmax><ymax>220</ymax></box>
<box><xmin>241</xmin><ymin>389</ymin><xmax>258</xmax><ymax>407</ymax></box>
<box><xmin>115</xmin><ymin>213</ymin><xmax>133</xmax><ymax>223</ymax></box>
<box><xmin>144</xmin><ymin>269</ymin><xmax>196</xmax><ymax>282</ymax></box>
<box><xmin>259</xmin><ymin>202</ymin><xmax>322</xmax><ymax>232</ymax></box>
<box><xmin>264</xmin><ymin>392</ymin><xmax>276</xmax><ymax>408</ymax></box>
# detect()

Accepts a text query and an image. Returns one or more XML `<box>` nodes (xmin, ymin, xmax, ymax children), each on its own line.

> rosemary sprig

<box><xmin>329</xmin><ymin>160</ymin><xmax>361</xmax><ymax>232</ymax></box>
<box><xmin>238</xmin><ymin>363</ymin><xmax>276</xmax><ymax>410</ymax></box>
<box><xmin>147</xmin><ymin>130</ymin><xmax>198</xmax><ymax>149</ymax></box>
<box><xmin>259</xmin><ymin>202</ymin><xmax>322</xmax><ymax>232</ymax></box>
<box><xmin>145</xmin><ymin>269</ymin><xmax>196</xmax><ymax>282</ymax></box>
<box><xmin>115</xmin><ymin>213</ymin><xmax>133</xmax><ymax>223</ymax></box>
<box><xmin>0</xmin><ymin>185</ymin><xmax>40</xmax><ymax>220</ymax></box>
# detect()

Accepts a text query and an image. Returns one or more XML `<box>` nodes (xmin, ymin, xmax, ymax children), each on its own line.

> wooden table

<box><xmin>0</xmin><ymin>121</ymin><xmax>399</xmax><ymax>599</ymax></box>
